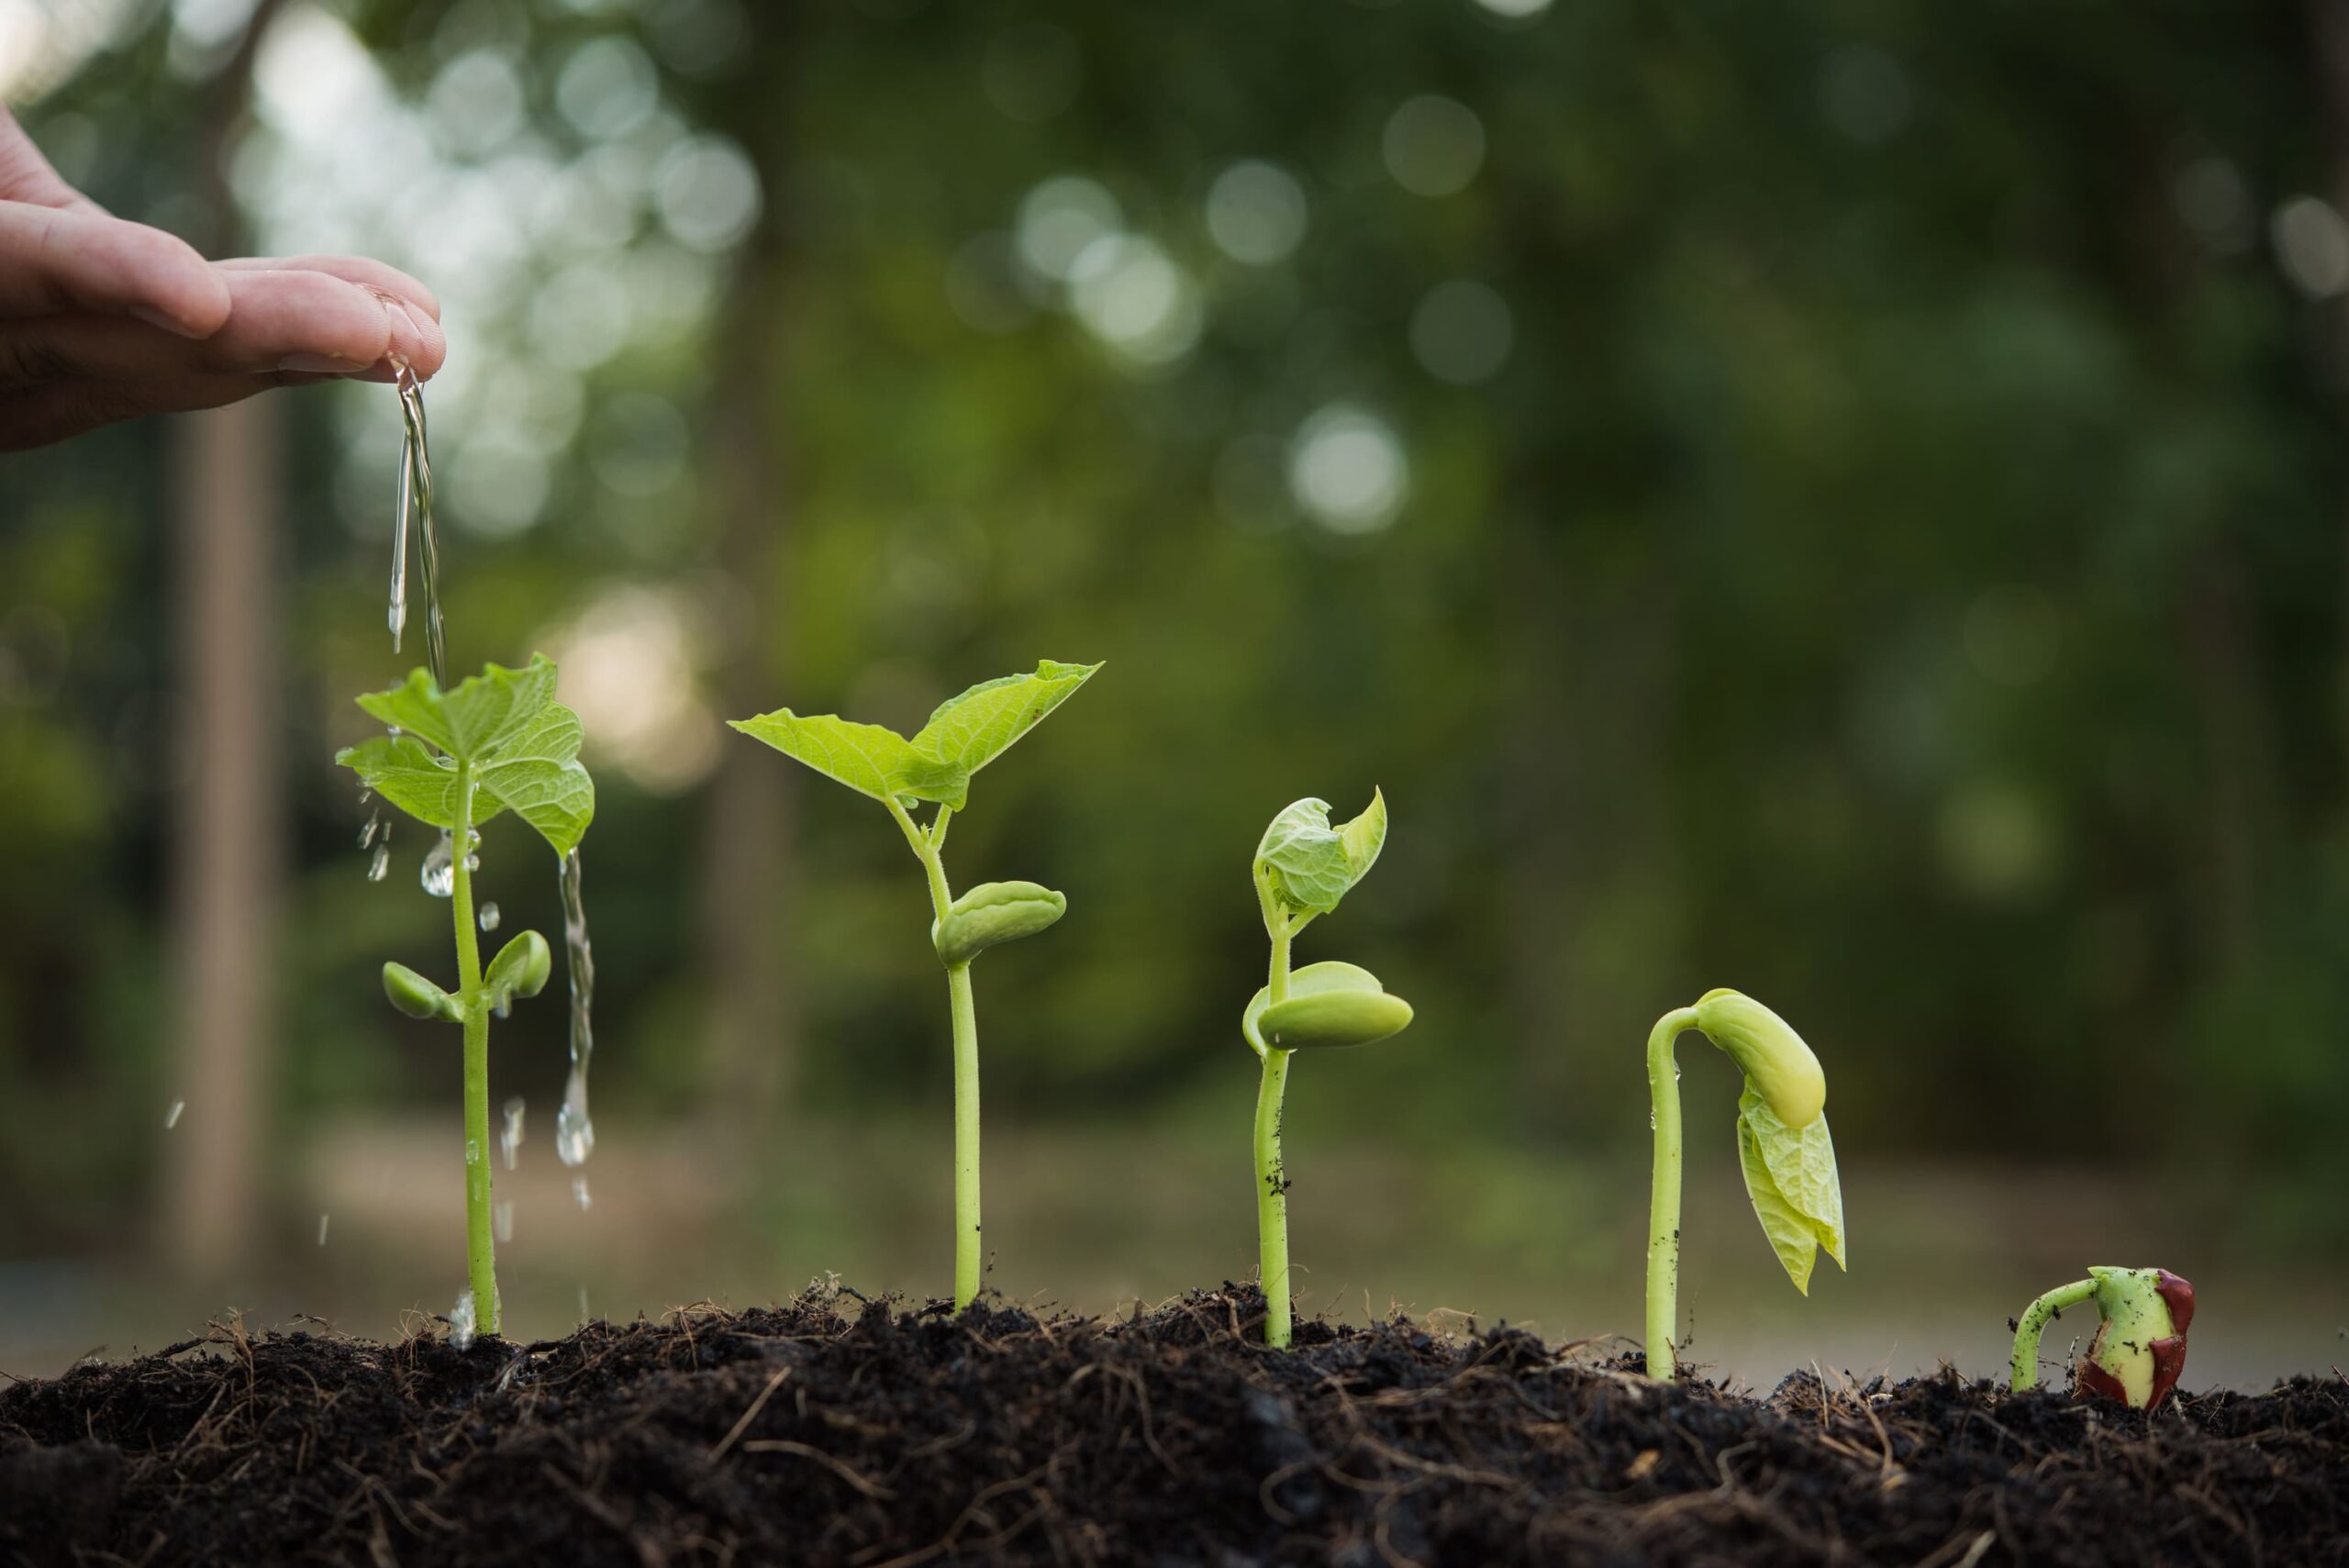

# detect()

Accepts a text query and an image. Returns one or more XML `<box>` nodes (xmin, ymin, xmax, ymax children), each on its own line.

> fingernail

<box><xmin>131</xmin><ymin>305</ymin><xmax>208</xmax><ymax>339</ymax></box>
<box><xmin>279</xmin><ymin>352</ymin><xmax>368</xmax><ymax>373</ymax></box>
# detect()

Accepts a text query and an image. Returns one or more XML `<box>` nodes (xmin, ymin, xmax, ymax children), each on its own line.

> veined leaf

<box><xmin>728</xmin><ymin>710</ymin><xmax>919</xmax><ymax>803</ymax></box>
<box><xmin>341</xmin><ymin>658</ymin><xmax>596</xmax><ymax>853</ymax></box>
<box><xmin>1255</xmin><ymin>790</ymin><xmax>1386</xmax><ymax>917</ymax></box>
<box><xmin>903</xmin><ymin>659</ymin><xmax>1101</xmax><ymax>809</ymax></box>
<box><xmin>1736</xmin><ymin>1085</ymin><xmax>1847</xmax><ymax>1295</ymax></box>
<box><xmin>338</xmin><ymin>735</ymin><xmax>471</xmax><ymax>830</ymax></box>
<box><xmin>479</xmin><ymin>704</ymin><xmax>595</xmax><ymax>856</ymax></box>
<box><xmin>356</xmin><ymin>656</ymin><xmax>558</xmax><ymax>764</ymax></box>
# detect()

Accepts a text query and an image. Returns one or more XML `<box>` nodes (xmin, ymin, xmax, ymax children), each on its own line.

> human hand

<box><xmin>0</xmin><ymin>109</ymin><xmax>446</xmax><ymax>451</ymax></box>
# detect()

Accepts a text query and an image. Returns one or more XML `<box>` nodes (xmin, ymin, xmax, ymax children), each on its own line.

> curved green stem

<box><xmin>2010</xmin><ymin>1278</ymin><xmax>2097</xmax><ymax>1391</ymax></box>
<box><xmin>1256</xmin><ymin>917</ymin><xmax>1296</xmax><ymax>1348</ymax></box>
<box><xmin>1643</xmin><ymin>1006</ymin><xmax>1699</xmax><ymax>1378</ymax></box>
<box><xmin>891</xmin><ymin>799</ymin><xmax>982</xmax><ymax>1309</ymax></box>
<box><xmin>450</xmin><ymin>766</ymin><xmax>496</xmax><ymax>1333</ymax></box>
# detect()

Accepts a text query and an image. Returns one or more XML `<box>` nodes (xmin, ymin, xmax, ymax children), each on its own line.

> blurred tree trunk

<box><xmin>696</xmin><ymin>231</ymin><xmax>795</xmax><ymax>1162</ymax></box>
<box><xmin>163</xmin><ymin>3</ymin><xmax>284</xmax><ymax>1275</ymax></box>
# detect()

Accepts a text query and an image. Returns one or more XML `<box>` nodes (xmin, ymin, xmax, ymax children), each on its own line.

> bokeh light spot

<box><xmin>1382</xmin><ymin>95</ymin><xmax>1485</xmax><ymax>197</ymax></box>
<box><xmin>1409</xmin><ymin>279</ymin><xmax>1514</xmax><ymax>384</ymax></box>
<box><xmin>1205</xmin><ymin>161</ymin><xmax>1308</xmax><ymax>265</ymax></box>
<box><xmin>1015</xmin><ymin>175</ymin><xmax>1121</xmax><ymax>281</ymax></box>
<box><xmin>1288</xmin><ymin>405</ymin><xmax>1408</xmax><ymax>533</ymax></box>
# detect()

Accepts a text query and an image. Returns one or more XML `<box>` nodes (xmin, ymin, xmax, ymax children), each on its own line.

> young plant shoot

<box><xmin>1643</xmin><ymin>989</ymin><xmax>1845</xmax><ymax>1379</ymax></box>
<box><xmin>1243</xmin><ymin>792</ymin><xmax>1413</xmax><ymax>1349</ymax></box>
<box><xmin>2010</xmin><ymin>1267</ymin><xmax>2195</xmax><ymax>1409</ymax></box>
<box><xmin>337</xmin><ymin>655</ymin><xmax>596</xmax><ymax>1339</ymax></box>
<box><xmin>729</xmin><ymin>660</ymin><xmax>1098</xmax><ymax>1309</ymax></box>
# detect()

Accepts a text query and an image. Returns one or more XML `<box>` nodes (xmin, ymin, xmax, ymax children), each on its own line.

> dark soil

<box><xmin>4</xmin><ymin>1285</ymin><xmax>2344</xmax><ymax>1567</ymax></box>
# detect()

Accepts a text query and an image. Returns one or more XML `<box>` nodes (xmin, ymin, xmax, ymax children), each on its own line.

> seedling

<box><xmin>337</xmin><ymin>655</ymin><xmax>596</xmax><ymax>1337</ymax></box>
<box><xmin>2010</xmin><ymin>1267</ymin><xmax>2195</xmax><ymax>1409</ymax></box>
<box><xmin>1243</xmin><ymin>792</ymin><xmax>1413</xmax><ymax>1349</ymax></box>
<box><xmin>730</xmin><ymin>659</ymin><xmax>1098</xmax><ymax>1309</ymax></box>
<box><xmin>1642</xmin><ymin>989</ymin><xmax>1846</xmax><ymax>1379</ymax></box>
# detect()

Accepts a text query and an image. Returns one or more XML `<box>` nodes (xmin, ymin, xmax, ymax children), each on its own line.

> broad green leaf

<box><xmin>479</xmin><ymin>704</ymin><xmax>595</xmax><ymax>856</ymax></box>
<box><xmin>1241</xmin><ymin>960</ymin><xmax>1386</xmax><ymax>1057</ymax></box>
<box><xmin>1737</xmin><ymin>1086</ymin><xmax>1847</xmax><ymax>1295</ymax></box>
<box><xmin>1255</xmin><ymin>790</ymin><xmax>1386</xmax><ymax>917</ymax></box>
<box><xmin>356</xmin><ymin>656</ymin><xmax>557</xmax><ymax>764</ymax></box>
<box><xmin>338</xmin><ymin>735</ymin><xmax>471</xmax><ymax>830</ymax></box>
<box><xmin>903</xmin><ymin>659</ymin><xmax>1101</xmax><ymax>809</ymax></box>
<box><xmin>729</xmin><ymin>710</ymin><xmax>919</xmax><ymax>803</ymax></box>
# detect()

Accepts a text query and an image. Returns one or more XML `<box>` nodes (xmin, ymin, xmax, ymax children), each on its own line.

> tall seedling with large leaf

<box><xmin>1641</xmin><ymin>989</ymin><xmax>1846</xmax><ymax>1378</ymax></box>
<box><xmin>730</xmin><ymin>660</ymin><xmax>1098</xmax><ymax>1308</ymax></box>
<box><xmin>337</xmin><ymin>655</ymin><xmax>596</xmax><ymax>1338</ymax></box>
<box><xmin>1244</xmin><ymin>792</ymin><xmax>1413</xmax><ymax>1348</ymax></box>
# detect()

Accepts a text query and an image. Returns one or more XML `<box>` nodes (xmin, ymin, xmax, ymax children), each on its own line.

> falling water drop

<box><xmin>478</xmin><ymin>901</ymin><xmax>501</xmax><ymax>932</ymax></box>
<box><xmin>421</xmin><ymin>830</ymin><xmax>456</xmax><ymax>897</ymax></box>
<box><xmin>449</xmin><ymin>1289</ymin><xmax>477</xmax><ymax>1351</ymax></box>
<box><xmin>500</xmin><ymin>1096</ymin><xmax>525</xmax><ymax>1170</ymax></box>
<box><xmin>164</xmin><ymin>1099</ymin><xmax>185</xmax><ymax>1129</ymax></box>
<box><xmin>572</xmin><ymin>1175</ymin><xmax>592</xmax><ymax>1211</ymax></box>
<box><xmin>554</xmin><ymin>849</ymin><xmax>597</xmax><ymax>1173</ymax></box>
<box><xmin>367</xmin><ymin>844</ymin><xmax>391</xmax><ymax>883</ymax></box>
<box><xmin>359</xmin><ymin>817</ymin><xmax>379</xmax><ymax>850</ymax></box>
<box><xmin>317</xmin><ymin>1213</ymin><xmax>330</xmax><ymax>1246</ymax></box>
<box><xmin>494</xmin><ymin>1200</ymin><xmax>514</xmax><ymax>1244</ymax></box>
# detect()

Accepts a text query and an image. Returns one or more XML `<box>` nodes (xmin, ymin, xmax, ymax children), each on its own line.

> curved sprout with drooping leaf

<box><xmin>729</xmin><ymin>659</ymin><xmax>1098</xmax><ymax>1309</ymax></box>
<box><xmin>1244</xmin><ymin>790</ymin><xmax>1413</xmax><ymax>1349</ymax></box>
<box><xmin>2010</xmin><ymin>1266</ymin><xmax>2195</xmax><ymax>1409</ymax></box>
<box><xmin>336</xmin><ymin>654</ymin><xmax>596</xmax><ymax>1340</ymax></box>
<box><xmin>1643</xmin><ymin>988</ymin><xmax>1845</xmax><ymax>1379</ymax></box>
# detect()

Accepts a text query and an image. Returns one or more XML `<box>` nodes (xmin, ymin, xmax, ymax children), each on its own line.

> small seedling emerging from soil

<box><xmin>337</xmin><ymin>655</ymin><xmax>596</xmax><ymax>1338</ymax></box>
<box><xmin>1243</xmin><ymin>791</ymin><xmax>1413</xmax><ymax>1349</ymax></box>
<box><xmin>1643</xmin><ymin>989</ymin><xmax>1845</xmax><ymax>1379</ymax></box>
<box><xmin>730</xmin><ymin>660</ymin><xmax>1098</xmax><ymax>1309</ymax></box>
<box><xmin>2010</xmin><ymin>1266</ymin><xmax>2195</xmax><ymax>1409</ymax></box>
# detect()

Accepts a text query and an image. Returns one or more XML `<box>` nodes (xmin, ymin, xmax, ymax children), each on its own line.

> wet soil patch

<box><xmin>4</xmin><ymin>1285</ymin><xmax>2344</xmax><ymax>1566</ymax></box>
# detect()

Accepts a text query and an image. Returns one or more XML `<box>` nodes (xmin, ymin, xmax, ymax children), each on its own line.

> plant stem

<box><xmin>1256</xmin><ymin>916</ymin><xmax>1295</xmax><ymax>1348</ymax></box>
<box><xmin>450</xmin><ymin>766</ymin><xmax>496</xmax><ymax>1333</ymax></box>
<box><xmin>1643</xmin><ymin>1006</ymin><xmax>1699</xmax><ymax>1378</ymax></box>
<box><xmin>891</xmin><ymin>800</ymin><xmax>981</xmax><ymax>1309</ymax></box>
<box><xmin>2010</xmin><ymin>1278</ymin><xmax>2098</xmax><ymax>1391</ymax></box>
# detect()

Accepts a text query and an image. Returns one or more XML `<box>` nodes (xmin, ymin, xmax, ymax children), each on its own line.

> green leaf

<box><xmin>340</xmin><ymin>657</ymin><xmax>596</xmax><ymax>852</ymax></box>
<box><xmin>383</xmin><ymin>962</ymin><xmax>463</xmax><ymax>1023</ymax></box>
<box><xmin>728</xmin><ymin>710</ymin><xmax>920</xmax><ymax>804</ymax></box>
<box><xmin>1255</xmin><ymin>789</ymin><xmax>1386</xmax><ymax>917</ymax></box>
<box><xmin>483</xmin><ymin>930</ymin><xmax>552</xmax><ymax>1014</ymax></box>
<box><xmin>478</xmin><ymin>704</ymin><xmax>595</xmax><ymax>856</ymax></box>
<box><xmin>903</xmin><ymin>659</ymin><xmax>1101</xmax><ymax>809</ymax></box>
<box><xmin>1736</xmin><ymin>1085</ymin><xmax>1847</xmax><ymax>1295</ymax></box>
<box><xmin>931</xmin><ymin>880</ymin><xmax>1066</xmax><ymax>965</ymax></box>
<box><xmin>337</xmin><ymin>735</ymin><xmax>473</xmax><ymax>831</ymax></box>
<box><xmin>1258</xmin><ymin>988</ymin><xmax>1413</xmax><ymax>1051</ymax></box>
<box><xmin>1241</xmin><ymin>960</ymin><xmax>1387</xmax><ymax>1057</ymax></box>
<box><xmin>355</xmin><ymin>656</ymin><xmax>557</xmax><ymax>764</ymax></box>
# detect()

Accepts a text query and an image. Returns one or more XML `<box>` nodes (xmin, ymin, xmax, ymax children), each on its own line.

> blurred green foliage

<box><xmin>4</xmin><ymin>0</ymin><xmax>2347</xmax><ymax>1257</ymax></box>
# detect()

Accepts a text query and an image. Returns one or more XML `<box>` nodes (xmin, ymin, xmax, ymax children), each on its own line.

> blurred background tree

<box><xmin>2</xmin><ymin>0</ymin><xmax>2344</xmax><ymax>1379</ymax></box>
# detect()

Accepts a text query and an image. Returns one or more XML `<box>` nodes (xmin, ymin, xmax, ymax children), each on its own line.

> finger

<box><xmin>0</xmin><ymin>370</ymin><xmax>309</xmax><ymax>452</ymax></box>
<box><xmin>215</xmin><ymin>254</ymin><xmax>441</xmax><ymax>321</ymax></box>
<box><xmin>0</xmin><ymin>268</ymin><xmax>398</xmax><ymax>384</ymax></box>
<box><xmin>349</xmin><ymin>296</ymin><xmax>447</xmax><ymax>383</ymax></box>
<box><xmin>0</xmin><ymin>202</ymin><xmax>229</xmax><ymax>336</ymax></box>
<box><xmin>0</xmin><ymin>111</ymin><xmax>105</xmax><ymax>213</ymax></box>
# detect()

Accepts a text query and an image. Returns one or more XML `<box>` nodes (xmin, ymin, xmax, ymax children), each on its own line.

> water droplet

<box><xmin>359</xmin><ymin>816</ymin><xmax>380</xmax><ymax>850</ymax></box>
<box><xmin>500</xmin><ymin>1096</ymin><xmax>525</xmax><ymax>1171</ymax></box>
<box><xmin>368</xmin><ymin>844</ymin><xmax>391</xmax><ymax>883</ymax></box>
<box><xmin>494</xmin><ymin>1200</ymin><xmax>514</xmax><ymax>1243</ymax></box>
<box><xmin>465</xmin><ymin>1138</ymin><xmax>481</xmax><ymax>1166</ymax></box>
<box><xmin>478</xmin><ymin>901</ymin><xmax>501</xmax><ymax>932</ymax></box>
<box><xmin>164</xmin><ymin>1099</ymin><xmax>185</xmax><ymax>1129</ymax></box>
<box><xmin>1648</xmin><ymin>1109</ymin><xmax>1657</xmax><ymax>1130</ymax></box>
<box><xmin>572</xmin><ymin>1175</ymin><xmax>592</xmax><ymax>1211</ymax></box>
<box><xmin>555</xmin><ymin>1095</ymin><xmax>594</xmax><ymax>1167</ymax></box>
<box><xmin>421</xmin><ymin>831</ymin><xmax>456</xmax><ymax>897</ymax></box>
<box><xmin>317</xmin><ymin>1213</ymin><xmax>330</xmax><ymax>1246</ymax></box>
<box><xmin>450</xmin><ymin>1289</ymin><xmax>477</xmax><ymax>1351</ymax></box>
<box><xmin>1675</xmin><ymin>1064</ymin><xmax>1683</xmax><ymax>1082</ymax></box>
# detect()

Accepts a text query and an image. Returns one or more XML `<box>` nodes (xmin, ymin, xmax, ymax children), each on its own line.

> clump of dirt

<box><xmin>3</xmin><ymin>1284</ymin><xmax>2344</xmax><ymax>1566</ymax></box>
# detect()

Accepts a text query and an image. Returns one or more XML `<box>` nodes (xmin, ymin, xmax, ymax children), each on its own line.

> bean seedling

<box><xmin>1242</xmin><ymin>791</ymin><xmax>1413</xmax><ymax>1349</ymax></box>
<box><xmin>1642</xmin><ymin>988</ymin><xmax>1846</xmax><ymax>1379</ymax></box>
<box><xmin>730</xmin><ymin>659</ymin><xmax>1098</xmax><ymax>1309</ymax></box>
<box><xmin>337</xmin><ymin>654</ymin><xmax>596</xmax><ymax>1338</ymax></box>
<box><xmin>2010</xmin><ymin>1266</ymin><xmax>2195</xmax><ymax>1409</ymax></box>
